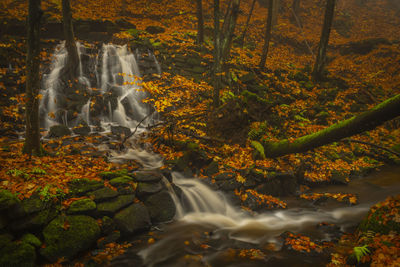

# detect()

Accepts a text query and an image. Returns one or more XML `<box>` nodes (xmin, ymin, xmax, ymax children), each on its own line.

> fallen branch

<box><xmin>120</xmin><ymin>110</ymin><xmax>155</xmax><ymax>148</ymax></box>
<box><xmin>177</xmin><ymin>128</ymin><xmax>226</xmax><ymax>143</ymax></box>
<box><xmin>342</xmin><ymin>138</ymin><xmax>400</xmax><ymax>158</ymax></box>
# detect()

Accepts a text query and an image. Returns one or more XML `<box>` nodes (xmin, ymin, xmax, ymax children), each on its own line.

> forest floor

<box><xmin>1</xmin><ymin>0</ymin><xmax>400</xmax><ymax>266</ymax></box>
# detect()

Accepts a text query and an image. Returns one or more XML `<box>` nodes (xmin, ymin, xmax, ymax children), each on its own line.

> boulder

<box><xmin>0</xmin><ymin>189</ymin><xmax>20</xmax><ymax>211</ymax></box>
<box><xmin>68</xmin><ymin>178</ymin><xmax>104</xmax><ymax>196</ymax></box>
<box><xmin>111</xmin><ymin>125</ymin><xmax>131</xmax><ymax>136</ymax></box>
<box><xmin>72</xmin><ymin>125</ymin><xmax>91</xmax><ymax>136</ymax></box>
<box><xmin>114</xmin><ymin>203</ymin><xmax>151</xmax><ymax>234</ymax></box>
<box><xmin>47</xmin><ymin>125</ymin><xmax>71</xmax><ymax>138</ymax></box>
<box><xmin>100</xmin><ymin>216</ymin><xmax>115</xmax><ymax>235</ymax></box>
<box><xmin>97</xmin><ymin>230</ymin><xmax>121</xmax><ymax>249</ymax></box>
<box><xmin>0</xmin><ymin>233</ymin><xmax>13</xmax><ymax>249</ymax></box>
<box><xmin>21</xmin><ymin>233</ymin><xmax>42</xmax><ymax>248</ymax></box>
<box><xmin>67</xmin><ymin>199</ymin><xmax>97</xmax><ymax>215</ymax></box>
<box><xmin>87</xmin><ymin>187</ymin><xmax>119</xmax><ymax>203</ymax></box>
<box><xmin>99</xmin><ymin>169</ymin><xmax>129</xmax><ymax>180</ymax></box>
<box><xmin>0</xmin><ymin>241</ymin><xmax>36</xmax><ymax>267</ymax></box>
<box><xmin>10</xmin><ymin>208</ymin><xmax>58</xmax><ymax>232</ymax></box>
<box><xmin>96</xmin><ymin>194</ymin><xmax>135</xmax><ymax>216</ymax></box>
<box><xmin>136</xmin><ymin>182</ymin><xmax>162</xmax><ymax>198</ymax></box>
<box><xmin>8</xmin><ymin>193</ymin><xmax>48</xmax><ymax>219</ymax></box>
<box><xmin>144</xmin><ymin>191</ymin><xmax>176</xmax><ymax>223</ymax></box>
<box><xmin>132</xmin><ymin>171</ymin><xmax>163</xmax><ymax>183</ymax></box>
<box><xmin>109</xmin><ymin>176</ymin><xmax>134</xmax><ymax>187</ymax></box>
<box><xmin>40</xmin><ymin>215</ymin><xmax>101</xmax><ymax>262</ymax></box>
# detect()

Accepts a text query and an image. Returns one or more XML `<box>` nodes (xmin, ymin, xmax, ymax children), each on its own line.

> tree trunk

<box><xmin>213</xmin><ymin>0</ymin><xmax>221</xmax><ymax>107</ymax></box>
<box><xmin>220</xmin><ymin>0</ymin><xmax>240</xmax><ymax>64</ymax></box>
<box><xmin>62</xmin><ymin>0</ymin><xmax>79</xmax><ymax>81</ymax></box>
<box><xmin>196</xmin><ymin>0</ymin><xmax>204</xmax><ymax>44</ymax></box>
<box><xmin>291</xmin><ymin>0</ymin><xmax>301</xmax><ymax>26</ymax></box>
<box><xmin>238</xmin><ymin>0</ymin><xmax>256</xmax><ymax>47</ymax></box>
<box><xmin>271</xmin><ymin>0</ymin><xmax>280</xmax><ymax>26</ymax></box>
<box><xmin>262</xmin><ymin>93</ymin><xmax>400</xmax><ymax>158</ymax></box>
<box><xmin>24</xmin><ymin>0</ymin><xmax>42</xmax><ymax>156</ymax></box>
<box><xmin>312</xmin><ymin>0</ymin><xmax>336</xmax><ymax>81</ymax></box>
<box><xmin>259</xmin><ymin>0</ymin><xmax>274</xmax><ymax>68</ymax></box>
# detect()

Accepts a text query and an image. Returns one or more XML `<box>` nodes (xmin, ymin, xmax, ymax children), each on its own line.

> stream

<box><xmin>40</xmin><ymin>42</ymin><xmax>400</xmax><ymax>267</ymax></box>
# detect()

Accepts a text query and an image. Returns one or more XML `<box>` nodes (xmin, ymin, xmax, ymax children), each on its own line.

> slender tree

<box><xmin>196</xmin><ymin>0</ymin><xmax>204</xmax><ymax>44</ymax></box>
<box><xmin>259</xmin><ymin>0</ymin><xmax>274</xmax><ymax>68</ymax></box>
<box><xmin>312</xmin><ymin>0</ymin><xmax>336</xmax><ymax>81</ymax></box>
<box><xmin>62</xmin><ymin>0</ymin><xmax>79</xmax><ymax>81</ymax></box>
<box><xmin>261</xmin><ymin>93</ymin><xmax>400</xmax><ymax>158</ymax></box>
<box><xmin>238</xmin><ymin>0</ymin><xmax>256</xmax><ymax>47</ymax></box>
<box><xmin>291</xmin><ymin>0</ymin><xmax>301</xmax><ymax>26</ymax></box>
<box><xmin>220</xmin><ymin>0</ymin><xmax>240</xmax><ymax>64</ymax></box>
<box><xmin>271</xmin><ymin>0</ymin><xmax>280</xmax><ymax>26</ymax></box>
<box><xmin>213</xmin><ymin>0</ymin><xmax>221</xmax><ymax>107</ymax></box>
<box><xmin>24</xmin><ymin>0</ymin><xmax>43</xmax><ymax>156</ymax></box>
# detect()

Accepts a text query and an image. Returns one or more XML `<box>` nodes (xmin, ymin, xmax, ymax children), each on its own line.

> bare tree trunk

<box><xmin>291</xmin><ymin>0</ymin><xmax>301</xmax><ymax>26</ymax></box>
<box><xmin>238</xmin><ymin>0</ymin><xmax>256</xmax><ymax>47</ymax></box>
<box><xmin>196</xmin><ymin>0</ymin><xmax>204</xmax><ymax>44</ymax></box>
<box><xmin>24</xmin><ymin>0</ymin><xmax>43</xmax><ymax>156</ymax></box>
<box><xmin>220</xmin><ymin>0</ymin><xmax>240</xmax><ymax>64</ymax></box>
<box><xmin>259</xmin><ymin>0</ymin><xmax>274</xmax><ymax>68</ymax></box>
<box><xmin>262</xmin><ymin>93</ymin><xmax>400</xmax><ymax>158</ymax></box>
<box><xmin>213</xmin><ymin>0</ymin><xmax>221</xmax><ymax>107</ymax></box>
<box><xmin>312</xmin><ymin>0</ymin><xmax>336</xmax><ymax>81</ymax></box>
<box><xmin>271</xmin><ymin>0</ymin><xmax>280</xmax><ymax>26</ymax></box>
<box><xmin>62</xmin><ymin>0</ymin><xmax>79</xmax><ymax>81</ymax></box>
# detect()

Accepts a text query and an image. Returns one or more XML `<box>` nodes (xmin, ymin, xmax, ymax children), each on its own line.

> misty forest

<box><xmin>0</xmin><ymin>0</ymin><xmax>400</xmax><ymax>266</ymax></box>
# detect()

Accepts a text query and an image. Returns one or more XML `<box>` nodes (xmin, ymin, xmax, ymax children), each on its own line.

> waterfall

<box><xmin>40</xmin><ymin>42</ymin><xmax>155</xmax><ymax>132</ymax></box>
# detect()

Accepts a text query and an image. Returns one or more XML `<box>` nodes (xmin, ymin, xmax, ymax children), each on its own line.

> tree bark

<box><xmin>238</xmin><ymin>0</ymin><xmax>256</xmax><ymax>47</ymax></box>
<box><xmin>213</xmin><ymin>0</ymin><xmax>221</xmax><ymax>107</ymax></box>
<box><xmin>24</xmin><ymin>0</ymin><xmax>42</xmax><ymax>156</ymax></box>
<box><xmin>291</xmin><ymin>0</ymin><xmax>301</xmax><ymax>26</ymax></box>
<box><xmin>62</xmin><ymin>0</ymin><xmax>79</xmax><ymax>81</ymax></box>
<box><xmin>220</xmin><ymin>0</ymin><xmax>240</xmax><ymax>64</ymax></box>
<box><xmin>271</xmin><ymin>0</ymin><xmax>280</xmax><ymax>26</ymax></box>
<box><xmin>196</xmin><ymin>0</ymin><xmax>204</xmax><ymax>44</ymax></box>
<box><xmin>259</xmin><ymin>0</ymin><xmax>274</xmax><ymax>68</ymax></box>
<box><xmin>262</xmin><ymin>93</ymin><xmax>400</xmax><ymax>158</ymax></box>
<box><xmin>312</xmin><ymin>0</ymin><xmax>336</xmax><ymax>81</ymax></box>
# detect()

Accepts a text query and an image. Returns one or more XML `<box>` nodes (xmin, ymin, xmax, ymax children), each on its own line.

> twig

<box><xmin>120</xmin><ymin>110</ymin><xmax>155</xmax><ymax>148</ymax></box>
<box><xmin>290</xmin><ymin>8</ymin><xmax>315</xmax><ymax>59</ymax></box>
<box><xmin>178</xmin><ymin>128</ymin><xmax>226</xmax><ymax>143</ymax></box>
<box><xmin>342</xmin><ymin>138</ymin><xmax>400</xmax><ymax>158</ymax></box>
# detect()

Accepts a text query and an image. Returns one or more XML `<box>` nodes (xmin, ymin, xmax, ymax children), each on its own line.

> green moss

<box><xmin>0</xmin><ymin>189</ymin><xmax>20</xmax><ymax>210</ymax></box>
<box><xmin>359</xmin><ymin>207</ymin><xmax>400</xmax><ymax>234</ymax></box>
<box><xmin>109</xmin><ymin>176</ymin><xmax>134</xmax><ymax>187</ymax></box>
<box><xmin>67</xmin><ymin>199</ymin><xmax>96</xmax><ymax>215</ymax></box>
<box><xmin>99</xmin><ymin>169</ymin><xmax>129</xmax><ymax>180</ymax></box>
<box><xmin>21</xmin><ymin>233</ymin><xmax>42</xmax><ymax>248</ymax></box>
<box><xmin>0</xmin><ymin>241</ymin><xmax>36</xmax><ymax>267</ymax></box>
<box><xmin>97</xmin><ymin>194</ymin><xmax>135</xmax><ymax>216</ymax></box>
<box><xmin>40</xmin><ymin>215</ymin><xmax>100</xmax><ymax>262</ymax></box>
<box><xmin>68</xmin><ymin>178</ymin><xmax>104</xmax><ymax>196</ymax></box>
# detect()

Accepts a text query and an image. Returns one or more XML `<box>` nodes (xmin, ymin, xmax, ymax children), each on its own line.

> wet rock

<box><xmin>100</xmin><ymin>216</ymin><xmax>115</xmax><ymax>235</ymax></box>
<box><xmin>47</xmin><ymin>125</ymin><xmax>71</xmax><ymax>138</ymax></box>
<box><xmin>115</xmin><ymin>18</ymin><xmax>136</xmax><ymax>28</ymax></box>
<box><xmin>255</xmin><ymin>173</ymin><xmax>297</xmax><ymax>197</ymax></box>
<box><xmin>68</xmin><ymin>178</ymin><xmax>104</xmax><ymax>196</ymax></box>
<box><xmin>114</xmin><ymin>203</ymin><xmax>151</xmax><ymax>234</ymax></box>
<box><xmin>96</xmin><ymin>194</ymin><xmax>135</xmax><ymax>216</ymax></box>
<box><xmin>111</xmin><ymin>125</ymin><xmax>131</xmax><ymax>136</ymax></box>
<box><xmin>144</xmin><ymin>191</ymin><xmax>175</xmax><ymax>223</ymax></box>
<box><xmin>97</xmin><ymin>230</ymin><xmax>121</xmax><ymax>249</ymax></box>
<box><xmin>109</xmin><ymin>176</ymin><xmax>134</xmax><ymax>187</ymax></box>
<box><xmin>359</xmin><ymin>200</ymin><xmax>400</xmax><ymax>234</ymax></box>
<box><xmin>205</xmin><ymin>161</ymin><xmax>219</xmax><ymax>176</ymax></box>
<box><xmin>132</xmin><ymin>171</ymin><xmax>163</xmax><ymax>183</ymax></box>
<box><xmin>145</xmin><ymin>25</ymin><xmax>165</xmax><ymax>34</ymax></box>
<box><xmin>10</xmin><ymin>208</ymin><xmax>58</xmax><ymax>232</ymax></box>
<box><xmin>0</xmin><ymin>241</ymin><xmax>36</xmax><ymax>267</ymax></box>
<box><xmin>40</xmin><ymin>215</ymin><xmax>101</xmax><ymax>262</ymax></box>
<box><xmin>218</xmin><ymin>179</ymin><xmax>241</xmax><ymax>192</ymax></box>
<box><xmin>8</xmin><ymin>193</ymin><xmax>48</xmax><ymax>219</ymax></box>
<box><xmin>67</xmin><ymin>199</ymin><xmax>97</xmax><ymax>215</ymax></box>
<box><xmin>0</xmin><ymin>189</ymin><xmax>20</xmax><ymax>211</ymax></box>
<box><xmin>136</xmin><ymin>182</ymin><xmax>162</xmax><ymax>198</ymax></box>
<box><xmin>330</xmin><ymin>170</ymin><xmax>349</xmax><ymax>185</ymax></box>
<box><xmin>72</xmin><ymin>125</ymin><xmax>91</xmax><ymax>136</ymax></box>
<box><xmin>87</xmin><ymin>187</ymin><xmax>119</xmax><ymax>203</ymax></box>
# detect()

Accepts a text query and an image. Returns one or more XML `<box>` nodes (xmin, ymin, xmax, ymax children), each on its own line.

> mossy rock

<box><xmin>204</xmin><ymin>161</ymin><xmax>219</xmax><ymax>176</ymax></box>
<box><xmin>109</xmin><ymin>176</ymin><xmax>134</xmax><ymax>187</ymax></box>
<box><xmin>0</xmin><ymin>241</ymin><xmax>36</xmax><ymax>267</ymax></box>
<box><xmin>114</xmin><ymin>203</ymin><xmax>151</xmax><ymax>234</ymax></box>
<box><xmin>11</xmin><ymin>207</ymin><xmax>59</xmax><ymax>232</ymax></box>
<box><xmin>132</xmin><ymin>171</ymin><xmax>163</xmax><ymax>183</ymax></box>
<box><xmin>67</xmin><ymin>198</ymin><xmax>96</xmax><ymax>215</ymax></box>
<box><xmin>96</xmin><ymin>194</ymin><xmax>135</xmax><ymax>216</ymax></box>
<box><xmin>0</xmin><ymin>189</ymin><xmax>20</xmax><ymax>211</ymax></box>
<box><xmin>40</xmin><ymin>215</ymin><xmax>101</xmax><ymax>262</ymax></box>
<box><xmin>21</xmin><ymin>233</ymin><xmax>42</xmax><ymax>248</ymax></box>
<box><xmin>99</xmin><ymin>169</ymin><xmax>129</xmax><ymax>180</ymax></box>
<box><xmin>87</xmin><ymin>187</ymin><xmax>119</xmax><ymax>203</ymax></box>
<box><xmin>144</xmin><ymin>191</ymin><xmax>176</xmax><ymax>223</ymax></box>
<box><xmin>9</xmin><ymin>193</ymin><xmax>48</xmax><ymax>219</ymax></box>
<box><xmin>0</xmin><ymin>233</ymin><xmax>13</xmax><ymax>249</ymax></box>
<box><xmin>359</xmin><ymin>202</ymin><xmax>400</xmax><ymax>234</ymax></box>
<box><xmin>68</xmin><ymin>178</ymin><xmax>104</xmax><ymax>196</ymax></box>
<box><xmin>47</xmin><ymin>125</ymin><xmax>71</xmax><ymax>138</ymax></box>
<box><xmin>136</xmin><ymin>182</ymin><xmax>162</xmax><ymax>198</ymax></box>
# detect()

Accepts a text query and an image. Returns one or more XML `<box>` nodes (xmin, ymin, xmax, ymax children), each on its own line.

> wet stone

<box><xmin>114</xmin><ymin>203</ymin><xmax>151</xmax><ymax>234</ymax></box>
<box><xmin>67</xmin><ymin>199</ymin><xmax>96</xmax><ymax>215</ymax></box>
<box><xmin>87</xmin><ymin>187</ymin><xmax>119</xmax><ymax>203</ymax></box>
<box><xmin>136</xmin><ymin>182</ymin><xmax>162</xmax><ymax>198</ymax></box>
<box><xmin>96</xmin><ymin>194</ymin><xmax>135</xmax><ymax>217</ymax></box>
<box><xmin>132</xmin><ymin>171</ymin><xmax>163</xmax><ymax>183</ymax></box>
<box><xmin>144</xmin><ymin>190</ymin><xmax>176</xmax><ymax>223</ymax></box>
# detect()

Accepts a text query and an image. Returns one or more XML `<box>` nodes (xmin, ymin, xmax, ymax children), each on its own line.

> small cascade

<box><xmin>149</xmin><ymin>51</ymin><xmax>162</xmax><ymax>75</ymax></box>
<box><xmin>40</xmin><ymin>42</ymin><xmax>158</xmax><ymax>132</ymax></box>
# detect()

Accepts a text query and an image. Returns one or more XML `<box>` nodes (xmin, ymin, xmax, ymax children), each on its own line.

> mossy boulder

<box><xmin>9</xmin><ymin>193</ymin><xmax>48</xmax><ymax>219</ymax></box>
<box><xmin>10</xmin><ymin>207</ymin><xmax>58</xmax><ymax>232</ymax></box>
<box><xmin>67</xmin><ymin>198</ymin><xmax>96</xmax><ymax>215</ymax></box>
<box><xmin>0</xmin><ymin>241</ymin><xmax>36</xmax><ymax>267</ymax></box>
<box><xmin>136</xmin><ymin>182</ymin><xmax>162</xmax><ymax>198</ymax></box>
<box><xmin>68</xmin><ymin>178</ymin><xmax>104</xmax><ymax>196</ymax></box>
<box><xmin>114</xmin><ymin>203</ymin><xmax>151</xmax><ymax>234</ymax></box>
<box><xmin>204</xmin><ymin>161</ymin><xmax>219</xmax><ymax>176</ymax></box>
<box><xmin>48</xmin><ymin>125</ymin><xmax>71</xmax><ymax>138</ymax></box>
<box><xmin>87</xmin><ymin>187</ymin><xmax>119</xmax><ymax>203</ymax></box>
<box><xmin>99</xmin><ymin>169</ymin><xmax>129</xmax><ymax>180</ymax></box>
<box><xmin>0</xmin><ymin>189</ymin><xmax>20</xmax><ymax>211</ymax></box>
<box><xmin>144</xmin><ymin>191</ymin><xmax>176</xmax><ymax>223</ymax></box>
<box><xmin>72</xmin><ymin>125</ymin><xmax>91</xmax><ymax>136</ymax></box>
<box><xmin>21</xmin><ymin>233</ymin><xmax>42</xmax><ymax>248</ymax></box>
<box><xmin>96</xmin><ymin>194</ymin><xmax>135</xmax><ymax>216</ymax></box>
<box><xmin>0</xmin><ymin>233</ymin><xmax>13</xmax><ymax>249</ymax></box>
<box><xmin>109</xmin><ymin>176</ymin><xmax>134</xmax><ymax>187</ymax></box>
<box><xmin>358</xmin><ymin>197</ymin><xmax>400</xmax><ymax>235</ymax></box>
<box><xmin>40</xmin><ymin>215</ymin><xmax>101</xmax><ymax>262</ymax></box>
<box><xmin>132</xmin><ymin>171</ymin><xmax>163</xmax><ymax>183</ymax></box>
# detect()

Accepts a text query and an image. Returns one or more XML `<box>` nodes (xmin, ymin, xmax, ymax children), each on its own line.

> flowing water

<box><xmin>40</xmin><ymin>42</ymin><xmax>400</xmax><ymax>266</ymax></box>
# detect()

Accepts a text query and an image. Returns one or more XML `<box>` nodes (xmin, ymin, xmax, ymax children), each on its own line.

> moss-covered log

<box><xmin>263</xmin><ymin>93</ymin><xmax>400</xmax><ymax>158</ymax></box>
